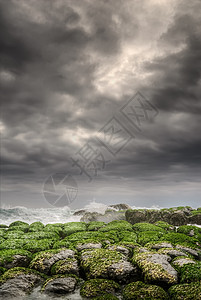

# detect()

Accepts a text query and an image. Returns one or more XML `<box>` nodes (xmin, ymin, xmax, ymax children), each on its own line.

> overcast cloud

<box><xmin>0</xmin><ymin>0</ymin><xmax>201</xmax><ymax>208</ymax></box>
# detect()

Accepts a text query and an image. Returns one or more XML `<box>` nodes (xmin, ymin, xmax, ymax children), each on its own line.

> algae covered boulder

<box><xmin>168</xmin><ymin>281</ymin><xmax>201</xmax><ymax>299</ymax></box>
<box><xmin>133</xmin><ymin>252</ymin><xmax>178</xmax><ymax>287</ymax></box>
<box><xmin>51</xmin><ymin>257</ymin><xmax>79</xmax><ymax>276</ymax></box>
<box><xmin>123</xmin><ymin>281</ymin><xmax>169</xmax><ymax>300</ymax></box>
<box><xmin>0</xmin><ymin>267</ymin><xmax>45</xmax><ymax>298</ymax></box>
<box><xmin>80</xmin><ymin>278</ymin><xmax>120</xmax><ymax>298</ymax></box>
<box><xmin>42</xmin><ymin>274</ymin><xmax>77</xmax><ymax>295</ymax></box>
<box><xmin>80</xmin><ymin>248</ymin><xmax>137</xmax><ymax>283</ymax></box>
<box><xmin>30</xmin><ymin>248</ymin><xmax>76</xmax><ymax>275</ymax></box>
<box><xmin>0</xmin><ymin>249</ymin><xmax>32</xmax><ymax>269</ymax></box>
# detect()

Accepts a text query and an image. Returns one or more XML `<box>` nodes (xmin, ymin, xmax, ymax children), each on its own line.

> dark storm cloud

<box><xmin>1</xmin><ymin>0</ymin><xmax>201</xmax><ymax>207</ymax></box>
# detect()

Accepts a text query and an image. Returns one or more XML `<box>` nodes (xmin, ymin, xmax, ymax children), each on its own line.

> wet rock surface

<box><xmin>0</xmin><ymin>206</ymin><xmax>201</xmax><ymax>299</ymax></box>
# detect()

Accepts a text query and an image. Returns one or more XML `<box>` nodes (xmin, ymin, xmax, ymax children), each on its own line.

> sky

<box><xmin>0</xmin><ymin>0</ymin><xmax>201</xmax><ymax>209</ymax></box>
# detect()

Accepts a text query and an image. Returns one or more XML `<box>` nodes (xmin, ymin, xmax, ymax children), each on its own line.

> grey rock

<box><xmin>3</xmin><ymin>254</ymin><xmax>31</xmax><ymax>269</ymax></box>
<box><xmin>76</xmin><ymin>243</ymin><xmax>102</xmax><ymax>251</ymax></box>
<box><xmin>175</xmin><ymin>245</ymin><xmax>200</xmax><ymax>258</ymax></box>
<box><xmin>151</xmin><ymin>242</ymin><xmax>173</xmax><ymax>250</ymax></box>
<box><xmin>43</xmin><ymin>277</ymin><xmax>77</xmax><ymax>294</ymax></box>
<box><xmin>0</xmin><ymin>273</ymin><xmax>42</xmax><ymax>298</ymax></box>
<box><xmin>108</xmin><ymin>261</ymin><xmax>137</xmax><ymax>283</ymax></box>
<box><xmin>172</xmin><ymin>258</ymin><xmax>196</xmax><ymax>267</ymax></box>
<box><xmin>107</xmin><ymin>245</ymin><xmax>130</xmax><ymax>256</ymax></box>
<box><xmin>31</xmin><ymin>249</ymin><xmax>75</xmax><ymax>274</ymax></box>
<box><xmin>108</xmin><ymin>204</ymin><xmax>131</xmax><ymax>211</ymax></box>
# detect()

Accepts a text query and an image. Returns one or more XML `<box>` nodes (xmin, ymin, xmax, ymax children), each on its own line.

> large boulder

<box><xmin>0</xmin><ymin>267</ymin><xmax>43</xmax><ymax>299</ymax></box>
<box><xmin>80</xmin><ymin>278</ymin><xmax>120</xmax><ymax>298</ymax></box>
<box><xmin>108</xmin><ymin>204</ymin><xmax>131</xmax><ymax>211</ymax></box>
<box><xmin>80</xmin><ymin>248</ymin><xmax>138</xmax><ymax>283</ymax></box>
<box><xmin>42</xmin><ymin>275</ymin><xmax>77</xmax><ymax>295</ymax></box>
<box><xmin>123</xmin><ymin>281</ymin><xmax>169</xmax><ymax>300</ymax></box>
<box><xmin>133</xmin><ymin>252</ymin><xmax>178</xmax><ymax>287</ymax></box>
<box><xmin>30</xmin><ymin>249</ymin><xmax>76</xmax><ymax>275</ymax></box>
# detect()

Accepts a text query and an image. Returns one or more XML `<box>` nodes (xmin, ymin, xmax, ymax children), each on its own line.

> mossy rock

<box><xmin>133</xmin><ymin>222</ymin><xmax>166</xmax><ymax>233</ymax></box>
<box><xmin>80</xmin><ymin>278</ymin><xmax>120</xmax><ymax>298</ymax></box>
<box><xmin>137</xmin><ymin>231</ymin><xmax>163</xmax><ymax>246</ymax></box>
<box><xmin>80</xmin><ymin>248</ymin><xmax>136</xmax><ymax>282</ymax></box>
<box><xmin>30</xmin><ymin>248</ymin><xmax>75</xmax><ymax>275</ymax></box>
<box><xmin>177</xmin><ymin>225</ymin><xmax>201</xmax><ymax>235</ymax></box>
<box><xmin>0</xmin><ymin>249</ymin><xmax>32</xmax><ymax>268</ymax></box>
<box><xmin>4</xmin><ymin>230</ymin><xmax>25</xmax><ymax>239</ymax></box>
<box><xmin>0</xmin><ymin>266</ymin><xmax>6</xmax><ymax>275</ymax></box>
<box><xmin>123</xmin><ymin>281</ymin><xmax>169</xmax><ymax>300</ymax></box>
<box><xmin>99</xmin><ymin>220</ymin><xmax>133</xmax><ymax>232</ymax></box>
<box><xmin>133</xmin><ymin>252</ymin><xmax>178</xmax><ymax>287</ymax></box>
<box><xmin>93</xmin><ymin>294</ymin><xmax>119</xmax><ymax>300</ymax></box>
<box><xmin>53</xmin><ymin>240</ymin><xmax>72</xmax><ymax>249</ymax></box>
<box><xmin>29</xmin><ymin>221</ymin><xmax>44</xmax><ymax>232</ymax></box>
<box><xmin>23</xmin><ymin>238</ymin><xmax>55</xmax><ymax>253</ymax></box>
<box><xmin>118</xmin><ymin>231</ymin><xmax>137</xmax><ymax>243</ymax></box>
<box><xmin>154</xmin><ymin>221</ymin><xmax>175</xmax><ymax>231</ymax></box>
<box><xmin>9</xmin><ymin>221</ymin><xmax>29</xmax><ymax>228</ymax></box>
<box><xmin>51</xmin><ymin>257</ymin><xmax>79</xmax><ymax>276</ymax></box>
<box><xmin>0</xmin><ymin>229</ymin><xmax>7</xmax><ymax>238</ymax></box>
<box><xmin>171</xmin><ymin>256</ymin><xmax>196</xmax><ymax>270</ymax></box>
<box><xmin>44</xmin><ymin>224</ymin><xmax>63</xmax><ymax>236</ymax></box>
<box><xmin>168</xmin><ymin>281</ymin><xmax>201</xmax><ymax>299</ymax></box>
<box><xmin>21</xmin><ymin>231</ymin><xmax>60</xmax><ymax>240</ymax></box>
<box><xmin>7</xmin><ymin>224</ymin><xmax>29</xmax><ymax>232</ymax></box>
<box><xmin>0</xmin><ymin>238</ymin><xmax>26</xmax><ymax>250</ymax></box>
<box><xmin>160</xmin><ymin>232</ymin><xmax>198</xmax><ymax>248</ymax></box>
<box><xmin>41</xmin><ymin>274</ymin><xmax>78</xmax><ymax>294</ymax></box>
<box><xmin>179</xmin><ymin>262</ymin><xmax>201</xmax><ymax>283</ymax></box>
<box><xmin>0</xmin><ymin>266</ymin><xmax>47</xmax><ymax>285</ymax></box>
<box><xmin>63</xmin><ymin>222</ymin><xmax>86</xmax><ymax>236</ymax></box>
<box><xmin>65</xmin><ymin>230</ymin><xmax>119</xmax><ymax>246</ymax></box>
<box><xmin>87</xmin><ymin>221</ymin><xmax>106</xmax><ymax>231</ymax></box>
<box><xmin>0</xmin><ymin>225</ymin><xmax>8</xmax><ymax>228</ymax></box>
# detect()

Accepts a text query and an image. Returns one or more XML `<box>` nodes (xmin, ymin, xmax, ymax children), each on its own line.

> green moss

<box><xmin>99</xmin><ymin>220</ymin><xmax>133</xmax><ymax>232</ymax></box>
<box><xmin>0</xmin><ymin>249</ymin><xmax>32</xmax><ymax>267</ymax></box>
<box><xmin>123</xmin><ymin>281</ymin><xmax>169</xmax><ymax>300</ymax></box>
<box><xmin>23</xmin><ymin>239</ymin><xmax>55</xmax><ymax>253</ymax></box>
<box><xmin>87</xmin><ymin>221</ymin><xmax>106</xmax><ymax>231</ymax></box>
<box><xmin>177</xmin><ymin>225</ymin><xmax>201</xmax><ymax>235</ymax></box>
<box><xmin>0</xmin><ymin>266</ymin><xmax>6</xmax><ymax>275</ymax></box>
<box><xmin>4</xmin><ymin>230</ymin><xmax>25</xmax><ymax>239</ymax></box>
<box><xmin>21</xmin><ymin>231</ymin><xmax>59</xmax><ymax>240</ymax></box>
<box><xmin>118</xmin><ymin>231</ymin><xmax>137</xmax><ymax>243</ymax></box>
<box><xmin>9</xmin><ymin>221</ymin><xmax>29</xmax><ymax>227</ymax></box>
<box><xmin>168</xmin><ymin>282</ymin><xmax>201</xmax><ymax>299</ymax></box>
<box><xmin>80</xmin><ymin>278</ymin><xmax>120</xmax><ymax>298</ymax></box>
<box><xmin>132</xmin><ymin>252</ymin><xmax>177</xmax><ymax>285</ymax></box>
<box><xmin>44</xmin><ymin>224</ymin><xmax>63</xmax><ymax>236</ymax></box>
<box><xmin>53</xmin><ymin>240</ymin><xmax>72</xmax><ymax>249</ymax></box>
<box><xmin>0</xmin><ymin>238</ymin><xmax>26</xmax><ymax>250</ymax></box>
<box><xmin>0</xmin><ymin>266</ymin><xmax>48</xmax><ymax>285</ymax></box>
<box><xmin>0</xmin><ymin>225</ymin><xmax>8</xmax><ymax>228</ymax></box>
<box><xmin>179</xmin><ymin>262</ymin><xmax>201</xmax><ymax>283</ymax></box>
<box><xmin>29</xmin><ymin>221</ymin><xmax>44</xmax><ymax>232</ymax></box>
<box><xmin>154</xmin><ymin>221</ymin><xmax>175</xmax><ymax>231</ymax></box>
<box><xmin>133</xmin><ymin>223</ymin><xmax>166</xmax><ymax>233</ymax></box>
<box><xmin>137</xmin><ymin>231</ymin><xmax>163</xmax><ymax>246</ymax></box>
<box><xmin>7</xmin><ymin>224</ymin><xmax>29</xmax><ymax>232</ymax></box>
<box><xmin>80</xmin><ymin>248</ymin><xmax>123</xmax><ymax>279</ymax></box>
<box><xmin>63</xmin><ymin>222</ymin><xmax>86</xmax><ymax>236</ymax></box>
<box><xmin>0</xmin><ymin>229</ymin><xmax>6</xmax><ymax>238</ymax></box>
<box><xmin>160</xmin><ymin>232</ymin><xmax>198</xmax><ymax>248</ymax></box>
<box><xmin>51</xmin><ymin>258</ymin><xmax>78</xmax><ymax>275</ymax></box>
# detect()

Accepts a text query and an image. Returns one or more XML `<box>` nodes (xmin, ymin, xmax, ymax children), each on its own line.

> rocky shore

<box><xmin>0</xmin><ymin>206</ymin><xmax>201</xmax><ymax>299</ymax></box>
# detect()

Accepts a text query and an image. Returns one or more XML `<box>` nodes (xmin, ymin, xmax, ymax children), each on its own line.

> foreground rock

<box><xmin>133</xmin><ymin>252</ymin><xmax>178</xmax><ymax>287</ymax></box>
<box><xmin>42</xmin><ymin>275</ymin><xmax>77</xmax><ymax>295</ymax></box>
<box><xmin>30</xmin><ymin>248</ymin><xmax>77</xmax><ymax>275</ymax></box>
<box><xmin>80</xmin><ymin>278</ymin><xmax>120</xmax><ymax>298</ymax></box>
<box><xmin>0</xmin><ymin>267</ymin><xmax>44</xmax><ymax>298</ymax></box>
<box><xmin>80</xmin><ymin>248</ymin><xmax>138</xmax><ymax>283</ymax></box>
